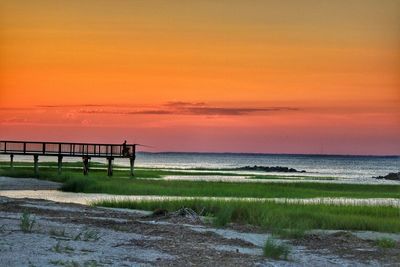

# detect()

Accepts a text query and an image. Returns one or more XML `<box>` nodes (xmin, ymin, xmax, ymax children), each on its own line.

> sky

<box><xmin>0</xmin><ymin>0</ymin><xmax>399</xmax><ymax>155</ymax></box>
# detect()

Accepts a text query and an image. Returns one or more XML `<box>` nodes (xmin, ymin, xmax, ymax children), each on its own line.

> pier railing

<box><xmin>0</xmin><ymin>140</ymin><xmax>137</xmax><ymax>176</ymax></box>
<box><xmin>0</xmin><ymin>140</ymin><xmax>135</xmax><ymax>158</ymax></box>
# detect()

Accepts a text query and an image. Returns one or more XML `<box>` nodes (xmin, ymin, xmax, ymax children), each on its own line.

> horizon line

<box><xmin>138</xmin><ymin>151</ymin><xmax>400</xmax><ymax>157</ymax></box>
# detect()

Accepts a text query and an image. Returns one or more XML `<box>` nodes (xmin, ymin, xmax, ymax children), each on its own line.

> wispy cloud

<box><xmin>0</xmin><ymin>107</ymin><xmax>36</xmax><ymax>111</ymax></box>
<box><xmin>0</xmin><ymin>102</ymin><xmax>298</xmax><ymax>120</ymax></box>
<box><xmin>166</xmin><ymin>101</ymin><xmax>298</xmax><ymax>115</ymax></box>
<box><xmin>75</xmin><ymin>101</ymin><xmax>299</xmax><ymax>116</ymax></box>
<box><xmin>37</xmin><ymin>104</ymin><xmax>105</xmax><ymax>108</ymax></box>
<box><xmin>165</xmin><ymin>101</ymin><xmax>206</xmax><ymax>107</ymax></box>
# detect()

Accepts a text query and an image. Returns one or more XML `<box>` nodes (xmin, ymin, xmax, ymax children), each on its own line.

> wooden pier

<box><xmin>0</xmin><ymin>140</ymin><xmax>136</xmax><ymax>176</ymax></box>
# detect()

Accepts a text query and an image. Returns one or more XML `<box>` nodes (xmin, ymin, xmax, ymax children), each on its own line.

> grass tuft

<box><xmin>20</xmin><ymin>212</ymin><xmax>35</xmax><ymax>233</ymax></box>
<box><xmin>52</xmin><ymin>241</ymin><xmax>74</xmax><ymax>253</ymax></box>
<box><xmin>375</xmin><ymin>238</ymin><xmax>396</xmax><ymax>249</ymax></box>
<box><xmin>73</xmin><ymin>229</ymin><xmax>100</xmax><ymax>241</ymax></box>
<box><xmin>263</xmin><ymin>238</ymin><xmax>291</xmax><ymax>260</ymax></box>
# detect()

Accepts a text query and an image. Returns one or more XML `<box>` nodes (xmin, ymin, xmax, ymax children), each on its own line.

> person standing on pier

<box><xmin>122</xmin><ymin>140</ymin><xmax>130</xmax><ymax>156</ymax></box>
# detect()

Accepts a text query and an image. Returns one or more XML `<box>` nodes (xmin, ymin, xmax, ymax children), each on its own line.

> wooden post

<box><xmin>130</xmin><ymin>157</ymin><xmax>135</xmax><ymax>176</ymax></box>
<box><xmin>33</xmin><ymin>155</ymin><xmax>39</xmax><ymax>175</ymax></box>
<box><xmin>130</xmin><ymin>145</ymin><xmax>136</xmax><ymax>176</ymax></box>
<box><xmin>10</xmin><ymin>154</ymin><xmax>14</xmax><ymax>169</ymax></box>
<box><xmin>82</xmin><ymin>156</ymin><xmax>90</xmax><ymax>175</ymax></box>
<box><xmin>57</xmin><ymin>155</ymin><xmax>63</xmax><ymax>175</ymax></box>
<box><xmin>107</xmin><ymin>157</ymin><xmax>113</xmax><ymax>176</ymax></box>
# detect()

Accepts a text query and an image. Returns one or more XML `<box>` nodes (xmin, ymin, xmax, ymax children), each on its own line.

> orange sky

<box><xmin>1</xmin><ymin>0</ymin><xmax>399</xmax><ymax>155</ymax></box>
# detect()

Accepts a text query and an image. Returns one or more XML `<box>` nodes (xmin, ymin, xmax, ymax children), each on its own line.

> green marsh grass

<box><xmin>263</xmin><ymin>238</ymin><xmax>291</xmax><ymax>260</ymax></box>
<box><xmin>272</xmin><ymin>228</ymin><xmax>306</xmax><ymax>239</ymax></box>
<box><xmin>1</xmin><ymin>165</ymin><xmax>400</xmax><ymax>199</ymax></box>
<box><xmin>56</xmin><ymin>177</ymin><xmax>400</xmax><ymax>199</ymax></box>
<box><xmin>3</xmin><ymin>163</ymin><xmax>400</xmax><ymax>234</ymax></box>
<box><xmin>94</xmin><ymin>199</ymin><xmax>400</xmax><ymax>233</ymax></box>
<box><xmin>375</xmin><ymin>238</ymin><xmax>397</xmax><ymax>249</ymax></box>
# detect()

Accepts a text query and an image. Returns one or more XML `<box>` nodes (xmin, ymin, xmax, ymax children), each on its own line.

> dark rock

<box><xmin>374</xmin><ymin>172</ymin><xmax>400</xmax><ymax>181</ymax></box>
<box><xmin>235</xmin><ymin>165</ymin><xmax>305</xmax><ymax>173</ymax></box>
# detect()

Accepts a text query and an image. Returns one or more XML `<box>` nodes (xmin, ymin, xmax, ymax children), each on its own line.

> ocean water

<box><xmin>2</xmin><ymin>152</ymin><xmax>398</xmax><ymax>179</ymax></box>
<box><xmin>133</xmin><ymin>153</ymin><xmax>400</xmax><ymax>179</ymax></box>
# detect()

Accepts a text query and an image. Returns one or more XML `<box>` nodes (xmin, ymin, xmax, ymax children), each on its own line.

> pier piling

<box><xmin>130</xmin><ymin>156</ymin><xmax>135</xmax><ymax>176</ymax></box>
<box><xmin>10</xmin><ymin>154</ymin><xmax>14</xmax><ymax>169</ymax></box>
<box><xmin>57</xmin><ymin>155</ymin><xmax>63</xmax><ymax>175</ymax></box>
<box><xmin>107</xmin><ymin>157</ymin><xmax>113</xmax><ymax>176</ymax></box>
<box><xmin>33</xmin><ymin>155</ymin><xmax>39</xmax><ymax>175</ymax></box>
<box><xmin>82</xmin><ymin>157</ymin><xmax>90</xmax><ymax>175</ymax></box>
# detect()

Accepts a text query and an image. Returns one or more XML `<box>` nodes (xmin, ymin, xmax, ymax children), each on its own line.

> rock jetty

<box><xmin>374</xmin><ymin>172</ymin><xmax>400</xmax><ymax>181</ymax></box>
<box><xmin>236</xmin><ymin>165</ymin><xmax>306</xmax><ymax>173</ymax></box>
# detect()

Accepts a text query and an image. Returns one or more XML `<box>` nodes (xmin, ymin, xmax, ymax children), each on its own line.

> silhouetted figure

<box><xmin>122</xmin><ymin>140</ymin><xmax>130</xmax><ymax>156</ymax></box>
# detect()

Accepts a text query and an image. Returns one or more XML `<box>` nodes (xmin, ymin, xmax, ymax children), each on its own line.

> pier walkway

<box><xmin>0</xmin><ymin>140</ymin><xmax>136</xmax><ymax>176</ymax></box>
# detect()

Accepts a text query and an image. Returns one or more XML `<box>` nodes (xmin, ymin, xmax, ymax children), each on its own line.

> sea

<box><xmin>1</xmin><ymin>152</ymin><xmax>399</xmax><ymax>180</ymax></box>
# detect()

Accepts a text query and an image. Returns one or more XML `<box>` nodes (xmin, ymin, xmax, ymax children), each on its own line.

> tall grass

<box><xmin>264</xmin><ymin>238</ymin><xmax>291</xmax><ymax>260</ymax></box>
<box><xmin>94</xmin><ymin>199</ymin><xmax>400</xmax><ymax>233</ymax></box>
<box><xmin>20</xmin><ymin>212</ymin><xmax>35</xmax><ymax>233</ymax></box>
<box><xmin>60</xmin><ymin>177</ymin><xmax>400</xmax><ymax>199</ymax></box>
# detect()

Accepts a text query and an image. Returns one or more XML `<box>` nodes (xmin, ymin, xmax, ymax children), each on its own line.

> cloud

<box><xmin>0</xmin><ymin>102</ymin><xmax>298</xmax><ymax>117</ymax></box>
<box><xmin>37</xmin><ymin>104</ymin><xmax>105</xmax><ymax>108</ymax></box>
<box><xmin>130</xmin><ymin>110</ymin><xmax>173</xmax><ymax>115</ymax></box>
<box><xmin>162</xmin><ymin>101</ymin><xmax>298</xmax><ymax>115</ymax></box>
<box><xmin>165</xmin><ymin>101</ymin><xmax>207</xmax><ymax>107</ymax></box>
<box><xmin>0</xmin><ymin>117</ymin><xmax>30</xmax><ymax>124</ymax></box>
<box><xmin>180</xmin><ymin>106</ymin><xmax>297</xmax><ymax>116</ymax></box>
<box><xmin>76</xmin><ymin>102</ymin><xmax>299</xmax><ymax>116</ymax></box>
<box><xmin>0</xmin><ymin>107</ymin><xmax>37</xmax><ymax>111</ymax></box>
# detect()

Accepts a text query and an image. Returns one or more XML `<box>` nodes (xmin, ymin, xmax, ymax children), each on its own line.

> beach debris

<box><xmin>151</xmin><ymin>207</ymin><xmax>203</xmax><ymax>223</ymax></box>
<box><xmin>174</xmin><ymin>207</ymin><xmax>198</xmax><ymax>217</ymax></box>
<box><xmin>172</xmin><ymin>208</ymin><xmax>203</xmax><ymax>223</ymax></box>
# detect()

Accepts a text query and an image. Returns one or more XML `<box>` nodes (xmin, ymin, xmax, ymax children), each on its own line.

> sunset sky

<box><xmin>1</xmin><ymin>0</ymin><xmax>399</xmax><ymax>155</ymax></box>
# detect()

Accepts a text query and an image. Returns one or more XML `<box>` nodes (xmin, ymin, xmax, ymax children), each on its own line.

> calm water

<box><xmin>134</xmin><ymin>153</ymin><xmax>400</xmax><ymax>179</ymax></box>
<box><xmin>1</xmin><ymin>153</ymin><xmax>399</xmax><ymax>179</ymax></box>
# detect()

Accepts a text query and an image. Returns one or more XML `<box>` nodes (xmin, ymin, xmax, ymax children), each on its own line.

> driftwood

<box><xmin>151</xmin><ymin>207</ymin><xmax>204</xmax><ymax>223</ymax></box>
<box><xmin>172</xmin><ymin>208</ymin><xmax>203</xmax><ymax>223</ymax></box>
